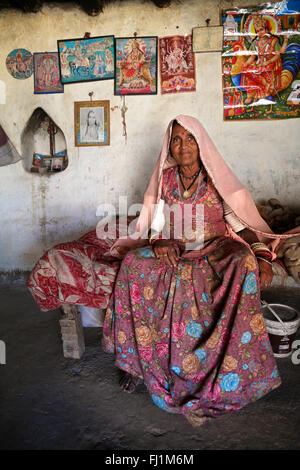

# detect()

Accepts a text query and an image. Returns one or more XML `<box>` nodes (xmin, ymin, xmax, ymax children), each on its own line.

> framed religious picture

<box><xmin>33</xmin><ymin>52</ymin><xmax>64</xmax><ymax>94</ymax></box>
<box><xmin>51</xmin><ymin>156</ymin><xmax>64</xmax><ymax>171</ymax></box>
<box><xmin>159</xmin><ymin>35</ymin><xmax>196</xmax><ymax>94</ymax></box>
<box><xmin>221</xmin><ymin>2</ymin><xmax>300</xmax><ymax>120</ymax></box>
<box><xmin>6</xmin><ymin>48</ymin><xmax>33</xmax><ymax>79</ymax></box>
<box><xmin>40</xmin><ymin>156</ymin><xmax>53</xmax><ymax>171</ymax></box>
<box><xmin>57</xmin><ymin>35</ymin><xmax>115</xmax><ymax>84</ymax></box>
<box><xmin>114</xmin><ymin>36</ymin><xmax>158</xmax><ymax>95</ymax></box>
<box><xmin>74</xmin><ymin>100</ymin><xmax>110</xmax><ymax>146</ymax></box>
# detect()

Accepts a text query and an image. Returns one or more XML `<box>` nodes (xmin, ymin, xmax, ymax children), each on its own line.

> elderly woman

<box><xmin>102</xmin><ymin>115</ymin><xmax>282</xmax><ymax>426</ymax></box>
<box><xmin>28</xmin><ymin>115</ymin><xmax>290</xmax><ymax>426</ymax></box>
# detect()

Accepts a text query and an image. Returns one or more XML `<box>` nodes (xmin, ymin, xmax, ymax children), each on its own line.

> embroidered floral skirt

<box><xmin>102</xmin><ymin>236</ymin><xmax>281</xmax><ymax>426</ymax></box>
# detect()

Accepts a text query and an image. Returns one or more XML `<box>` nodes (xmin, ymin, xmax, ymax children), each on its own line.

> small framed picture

<box><xmin>74</xmin><ymin>100</ymin><xmax>110</xmax><ymax>146</ymax></box>
<box><xmin>6</xmin><ymin>48</ymin><xmax>33</xmax><ymax>80</ymax></box>
<box><xmin>41</xmin><ymin>157</ymin><xmax>53</xmax><ymax>171</ymax></box>
<box><xmin>114</xmin><ymin>36</ymin><xmax>158</xmax><ymax>95</ymax></box>
<box><xmin>57</xmin><ymin>35</ymin><xmax>115</xmax><ymax>84</ymax></box>
<box><xmin>33</xmin><ymin>52</ymin><xmax>64</xmax><ymax>94</ymax></box>
<box><xmin>51</xmin><ymin>156</ymin><xmax>64</xmax><ymax>171</ymax></box>
<box><xmin>32</xmin><ymin>153</ymin><xmax>43</xmax><ymax>167</ymax></box>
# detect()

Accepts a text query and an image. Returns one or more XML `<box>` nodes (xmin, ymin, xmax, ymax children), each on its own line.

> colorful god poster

<box><xmin>57</xmin><ymin>35</ymin><xmax>115</xmax><ymax>85</ymax></box>
<box><xmin>221</xmin><ymin>0</ymin><xmax>300</xmax><ymax>120</ymax></box>
<box><xmin>115</xmin><ymin>37</ymin><xmax>158</xmax><ymax>95</ymax></box>
<box><xmin>6</xmin><ymin>49</ymin><xmax>33</xmax><ymax>79</ymax></box>
<box><xmin>33</xmin><ymin>52</ymin><xmax>64</xmax><ymax>94</ymax></box>
<box><xmin>159</xmin><ymin>35</ymin><xmax>196</xmax><ymax>94</ymax></box>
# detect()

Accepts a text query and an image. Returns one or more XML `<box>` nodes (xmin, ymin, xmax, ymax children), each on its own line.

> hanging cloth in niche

<box><xmin>0</xmin><ymin>124</ymin><xmax>21</xmax><ymax>166</ymax></box>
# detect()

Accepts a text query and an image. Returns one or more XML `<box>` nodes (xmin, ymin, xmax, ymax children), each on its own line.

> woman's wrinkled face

<box><xmin>170</xmin><ymin>123</ymin><xmax>200</xmax><ymax>167</ymax></box>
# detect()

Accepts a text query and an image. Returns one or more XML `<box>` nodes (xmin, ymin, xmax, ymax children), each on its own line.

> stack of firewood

<box><xmin>257</xmin><ymin>198</ymin><xmax>300</xmax><ymax>233</ymax></box>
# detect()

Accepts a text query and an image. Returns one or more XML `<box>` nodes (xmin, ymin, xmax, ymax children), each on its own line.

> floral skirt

<box><xmin>102</xmin><ymin>236</ymin><xmax>281</xmax><ymax>426</ymax></box>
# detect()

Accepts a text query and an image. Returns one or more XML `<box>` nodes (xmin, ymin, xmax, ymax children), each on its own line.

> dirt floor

<box><xmin>0</xmin><ymin>275</ymin><xmax>300</xmax><ymax>451</ymax></box>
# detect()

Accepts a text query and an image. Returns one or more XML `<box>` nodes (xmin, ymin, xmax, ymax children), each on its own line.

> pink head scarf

<box><xmin>110</xmin><ymin>115</ymin><xmax>299</xmax><ymax>258</ymax></box>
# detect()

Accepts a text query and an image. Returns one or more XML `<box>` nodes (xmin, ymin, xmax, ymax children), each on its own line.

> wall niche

<box><xmin>21</xmin><ymin>107</ymin><xmax>68</xmax><ymax>174</ymax></box>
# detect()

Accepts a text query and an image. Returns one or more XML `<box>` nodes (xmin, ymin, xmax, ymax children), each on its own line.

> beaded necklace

<box><xmin>176</xmin><ymin>166</ymin><xmax>207</xmax><ymax>203</ymax></box>
<box><xmin>178</xmin><ymin>166</ymin><xmax>201</xmax><ymax>199</ymax></box>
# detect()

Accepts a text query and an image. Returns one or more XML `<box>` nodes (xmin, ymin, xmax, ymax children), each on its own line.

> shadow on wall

<box><xmin>21</xmin><ymin>107</ymin><xmax>68</xmax><ymax>174</ymax></box>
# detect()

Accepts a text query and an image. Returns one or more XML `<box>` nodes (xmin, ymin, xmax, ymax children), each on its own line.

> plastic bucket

<box><xmin>261</xmin><ymin>302</ymin><xmax>300</xmax><ymax>358</ymax></box>
<box><xmin>77</xmin><ymin>305</ymin><xmax>105</xmax><ymax>327</ymax></box>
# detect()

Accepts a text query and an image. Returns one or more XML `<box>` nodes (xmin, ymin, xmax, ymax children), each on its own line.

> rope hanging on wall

<box><xmin>120</xmin><ymin>96</ymin><xmax>128</xmax><ymax>143</ymax></box>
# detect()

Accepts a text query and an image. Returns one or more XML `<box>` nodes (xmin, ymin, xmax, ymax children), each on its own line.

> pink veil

<box><xmin>110</xmin><ymin>114</ymin><xmax>299</xmax><ymax>258</ymax></box>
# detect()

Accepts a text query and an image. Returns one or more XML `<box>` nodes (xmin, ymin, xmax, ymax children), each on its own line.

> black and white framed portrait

<box><xmin>74</xmin><ymin>100</ymin><xmax>110</xmax><ymax>146</ymax></box>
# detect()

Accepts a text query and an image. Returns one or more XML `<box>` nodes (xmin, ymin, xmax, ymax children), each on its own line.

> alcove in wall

<box><xmin>21</xmin><ymin>107</ymin><xmax>68</xmax><ymax>174</ymax></box>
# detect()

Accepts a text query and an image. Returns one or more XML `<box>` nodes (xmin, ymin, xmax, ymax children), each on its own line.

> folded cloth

<box><xmin>277</xmin><ymin>235</ymin><xmax>300</xmax><ymax>284</ymax></box>
<box><xmin>0</xmin><ymin>124</ymin><xmax>21</xmax><ymax>166</ymax></box>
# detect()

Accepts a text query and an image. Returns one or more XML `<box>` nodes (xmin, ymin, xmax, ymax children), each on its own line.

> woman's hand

<box><xmin>258</xmin><ymin>259</ymin><xmax>273</xmax><ymax>289</ymax></box>
<box><xmin>111</xmin><ymin>237</ymin><xmax>144</xmax><ymax>259</ymax></box>
<box><xmin>152</xmin><ymin>240</ymin><xmax>179</xmax><ymax>267</ymax></box>
<box><xmin>115</xmin><ymin>245</ymin><xmax>131</xmax><ymax>258</ymax></box>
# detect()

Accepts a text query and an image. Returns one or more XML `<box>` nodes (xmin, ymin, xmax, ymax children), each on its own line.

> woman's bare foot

<box><xmin>119</xmin><ymin>371</ymin><xmax>142</xmax><ymax>393</ymax></box>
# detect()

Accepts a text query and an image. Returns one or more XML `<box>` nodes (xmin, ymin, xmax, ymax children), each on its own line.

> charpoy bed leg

<box><xmin>59</xmin><ymin>304</ymin><xmax>85</xmax><ymax>359</ymax></box>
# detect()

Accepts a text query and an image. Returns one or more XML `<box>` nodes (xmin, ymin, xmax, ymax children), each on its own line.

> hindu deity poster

<box><xmin>221</xmin><ymin>0</ymin><xmax>300</xmax><ymax>120</ymax></box>
<box><xmin>6</xmin><ymin>49</ymin><xmax>33</xmax><ymax>79</ymax></box>
<box><xmin>159</xmin><ymin>35</ymin><xmax>196</xmax><ymax>94</ymax></box>
<box><xmin>57</xmin><ymin>35</ymin><xmax>115</xmax><ymax>84</ymax></box>
<box><xmin>33</xmin><ymin>53</ymin><xmax>64</xmax><ymax>94</ymax></box>
<box><xmin>114</xmin><ymin>37</ymin><xmax>158</xmax><ymax>95</ymax></box>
